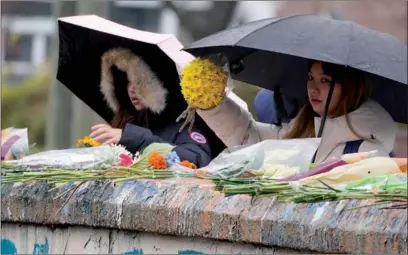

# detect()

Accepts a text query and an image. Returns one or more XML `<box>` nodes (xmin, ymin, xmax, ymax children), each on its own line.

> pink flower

<box><xmin>119</xmin><ymin>153</ymin><xmax>133</xmax><ymax>166</ymax></box>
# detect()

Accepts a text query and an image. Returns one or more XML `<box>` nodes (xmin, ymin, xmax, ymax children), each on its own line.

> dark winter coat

<box><xmin>100</xmin><ymin>47</ymin><xmax>225</xmax><ymax>168</ymax></box>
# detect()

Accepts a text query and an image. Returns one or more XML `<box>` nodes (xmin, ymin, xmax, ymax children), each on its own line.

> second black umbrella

<box><xmin>184</xmin><ymin>15</ymin><xmax>408</xmax><ymax>124</ymax></box>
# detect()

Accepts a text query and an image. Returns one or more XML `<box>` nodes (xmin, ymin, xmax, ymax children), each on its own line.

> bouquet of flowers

<box><xmin>208</xmin><ymin>152</ymin><xmax>407</xmax><ymax>210</ymax></box>
<box><xmin>2</xmin><ymin>136</ymin><xmax>200</xmax><ymax>215</ymax></box>
<box><xmin>2</xmin><ymin>141</ymin><xmax>198</xmax><ymax>183</ymax></box>
<box><xmin>177</xmin><ymin>58</ymin><xmax>229</xmax><ymax>132</ymax></box>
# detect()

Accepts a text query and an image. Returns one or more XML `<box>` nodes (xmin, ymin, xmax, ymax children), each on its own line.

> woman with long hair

<box><xmin>90</xmin><ymin>48</ymin><xmax>225</xmax><ymax>168</ymax></box>
<box><xmin>197</xmin><ymin>60</ymin><xmax>396</xmax><ymax>163</ymax></box>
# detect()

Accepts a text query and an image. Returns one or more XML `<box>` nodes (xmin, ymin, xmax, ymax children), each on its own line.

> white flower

<box><xmin>133</xmin><ymin>151</ymin><xmax>142</xmax><ymax>164</ymax></box>
<box><xmin>109</xmin><ymin>144</ymin><xmax>133</xmax><ymax>156</ymax></box>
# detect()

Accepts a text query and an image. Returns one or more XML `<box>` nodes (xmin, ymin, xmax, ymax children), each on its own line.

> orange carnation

<box><xmin>180</xmin><ymin>160</ymin><xmax>197</xmax><ymax>169</ymax></box>
<box><xmin>148</xmin><ymin>151</ymin><xmax>167</xmax><ymax>169</ymax></box>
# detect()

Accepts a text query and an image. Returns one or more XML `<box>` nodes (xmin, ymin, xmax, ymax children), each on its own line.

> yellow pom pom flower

<box><xmin>180</xmin><ymin>58</ymin><xmax>228</xmax><ymax>109</ymax></box>
<box><xmin>177</xmin><ymin>58</ymin><xmax>228</xmax><ymax>132</ymax></box>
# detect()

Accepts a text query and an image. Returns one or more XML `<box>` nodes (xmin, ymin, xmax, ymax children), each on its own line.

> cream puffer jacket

<box><xmin>198</xmin><ymin>97</ymin><xmax>396</xmax><ymax>163</ymax></box>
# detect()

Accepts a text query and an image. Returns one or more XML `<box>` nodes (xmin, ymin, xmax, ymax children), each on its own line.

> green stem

<box><xmin>113</xmin><ymin>175</ymin><xmax>154</xmax><ymax>183</ymax></box>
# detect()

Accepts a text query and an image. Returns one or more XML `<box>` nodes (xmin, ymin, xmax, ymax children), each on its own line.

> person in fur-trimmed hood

<box><xmin>89</xmin><ymin>47</ymin><xmax>225</xmax><ymax>167</ymax></box>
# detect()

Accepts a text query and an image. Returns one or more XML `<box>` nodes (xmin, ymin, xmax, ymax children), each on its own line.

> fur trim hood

<box><xmin>100</xmin><ymin>47</ymin><xmax>168</xmax><ymax>114</ymax></box>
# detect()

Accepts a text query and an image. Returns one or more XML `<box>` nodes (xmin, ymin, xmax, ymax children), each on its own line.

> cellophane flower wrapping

<box><xmin>337</xmin><ymin>173</ymin><xmax>407</xmax><ymax>192</ymax></box>
<box><xmin>1</xmin><ymin>127</ymin><xmax>29</xmax><ymax>160</ymax></box>
<box><xmin>199</xmin><ymin>138</ymin><xmax>321</xmax><ymax>179</ymax></box>
<box><xmin>276</xmin><ymin>150</ymin><xmax>379</xmax><ymax>182</ymax></box>
<box><xmin>1</xmin><ymin>145</ymin><xmax>133</xmax><ymax>172</ymax></box>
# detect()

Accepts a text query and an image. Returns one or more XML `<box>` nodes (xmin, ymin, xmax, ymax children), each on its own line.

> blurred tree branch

<box><xmin>163</xmin><ymin>1</ymin><xmax>238</xmax><ymax>40</ymax></box>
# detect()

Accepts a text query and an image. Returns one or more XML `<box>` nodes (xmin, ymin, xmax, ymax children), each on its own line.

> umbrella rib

<box><xmin>233</xmin><ymin>22</ymin><xmax>271</xmax><ymax>47</ymax></box>
<box><xmin>345</xmin><ymin>21</ymin><xmax>354</xmax><ymax>67</ymax></box>
<box><xmin>234</xmin><ymin>14</ymin><xmax>313</xmax><ymax>47</ymax></box>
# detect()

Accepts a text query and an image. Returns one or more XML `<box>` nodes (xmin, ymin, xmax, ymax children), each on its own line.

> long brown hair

<box><xmin>284</xmin><ymin>61</ymin><xmax>369</xmax><ymax>139</ymax></box>
<box><xmin>110</xmin><ymin>108</ymin><xmax>149</xmax><ymax>129</ymax></box>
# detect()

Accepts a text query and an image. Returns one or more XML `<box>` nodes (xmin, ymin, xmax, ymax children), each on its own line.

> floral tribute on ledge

<box><xmin>1</xmin><ymin>140</ymin><xmax>200</xmax><ymax>214</ymax></box>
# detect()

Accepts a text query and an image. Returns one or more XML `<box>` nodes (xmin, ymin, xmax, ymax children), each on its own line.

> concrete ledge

<box><xmin>1</xmin><ymin>178</ymin><xmax>407</xmax><ymax>254</ymax></box>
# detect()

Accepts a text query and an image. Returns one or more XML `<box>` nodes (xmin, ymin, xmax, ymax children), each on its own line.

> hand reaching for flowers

<box><xmin>90</xmin><ymin>124</ymin><xmax>122</xmax><ymax>145</ymax></box>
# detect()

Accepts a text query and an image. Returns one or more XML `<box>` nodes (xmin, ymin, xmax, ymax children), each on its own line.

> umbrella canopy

<box><xmin>57</xmin><ymin>15</ymin><xmax>193</xmax><ymax>122</ymax></box>
<box><xmin>184</xmin><ymin>15</ymin><xmax>408</xmax><ymax>123</ymax></box>
<box><xmin>57</xmin><ymin>15</ymin><xmax>249</xmax><ymax>122</ymax></box>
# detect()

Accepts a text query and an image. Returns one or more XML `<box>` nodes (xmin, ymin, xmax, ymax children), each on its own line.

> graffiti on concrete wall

<box><xmin>123</xmin><ymin>249</ymin><xmax>144</xmax><ymax>254</ymax></box>
<box><xmin>1</xmin><ymin>239</ymin><xmax>206</xmax><ymax>255</ymax></box>
<box><xmin>1</xmin><ymin>223</ymin><xmax>279</xmax><ymax>254</ymax></box>
<box><xmin>121</xmin><ymin>249</ymin><xmax>205</xmax><ymax>254</ymax></box>
<box><xmin>32</xmin><ymin>242</ymin><xmax>49</xmax><ymax>254</ymax></box>
<box><xmin>177</xmin><ymin>250</ymin><xmax>204</xmax><ymax>254</ymax></box>
<box><xmin>1</xmin><ymin>239</ymin><xmax>17</xmax><ymax>254</ymax></box>
<box><xmin>1</xmin><ymin>239</ymin><xmax>49</xmax><ymax>255</ymax></box>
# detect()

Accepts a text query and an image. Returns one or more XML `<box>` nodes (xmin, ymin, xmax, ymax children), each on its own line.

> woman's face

<box><xmin>127</xmin><ymin>83</ymin><xmax>145</xmax><ymax>111</ymax></box>
<box><xmin>307</xmin><ymin>62</ymin><xmax>342</xmax><ymax>116</ymax></box>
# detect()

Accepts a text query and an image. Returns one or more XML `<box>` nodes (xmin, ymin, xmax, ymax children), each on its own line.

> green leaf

<box><xmin>140</xmin><ymin>143</ymin><xmax>175</xmax><ymax>158</ymax></box>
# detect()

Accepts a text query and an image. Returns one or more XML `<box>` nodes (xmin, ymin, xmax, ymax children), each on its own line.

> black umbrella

<box><xmin>184</xmin><ymin>15</ymin><xmax>408</xmax><ymax>125</ymax></box>
<box><xmin>56</xmin><ymin>15</ymin><xmax>194</xmax><ymax>122</ymax></box>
